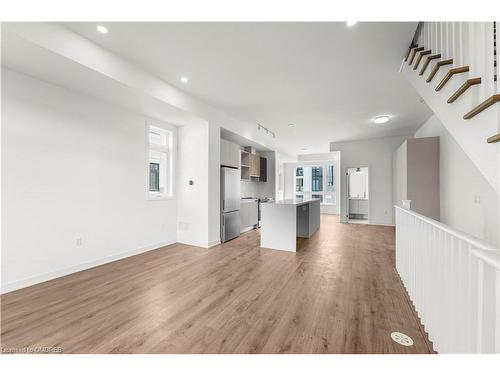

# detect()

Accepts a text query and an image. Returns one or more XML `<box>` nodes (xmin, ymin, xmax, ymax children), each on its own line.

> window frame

<box><xmin>146</xmin><ymin>124</ymin><xmax>174</xmax><ymax>201</ymax></box>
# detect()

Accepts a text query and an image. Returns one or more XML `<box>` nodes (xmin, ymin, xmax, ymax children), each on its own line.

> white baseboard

<box><xmin>207</xmin><ymin>239</ymin><xmax>221</xmax><ymax>248</ymax></box>
<box><xmin>178</xmin><ymin>238</ymin><xmax>221</xmax><ymax>248</ymax></box>
<box><xmin>1</xmin><ymin>239</ymin><xmax>176</xmax><ymax>294</ymax></box>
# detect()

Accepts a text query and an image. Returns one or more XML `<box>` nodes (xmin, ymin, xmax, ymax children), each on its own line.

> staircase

<box><xmin>401</xmin><ymin>22</ymin><xmax>499</xmax><ymax>194</ymax></box>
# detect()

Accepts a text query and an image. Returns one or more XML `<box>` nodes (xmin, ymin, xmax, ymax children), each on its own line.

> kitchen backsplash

<box><xmin>240</xmin><ymin>179</ymin><xmax>261</xmax><ymax>198</ymax></box>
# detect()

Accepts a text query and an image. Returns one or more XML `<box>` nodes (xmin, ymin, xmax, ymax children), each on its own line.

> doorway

<box><xmin>346</xmin><ymin>167</ymin><xmax>369</xmax><ymax>224</ymax></box>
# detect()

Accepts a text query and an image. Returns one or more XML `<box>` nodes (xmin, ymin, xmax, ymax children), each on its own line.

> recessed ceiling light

<box><xmin>288</xmin><ymin>124</ymin><xmax>295</xmax><ymax>127</ymax></box>
<box><xmin>96</xmin><ymin>25</ymin><xmax>108</xmax><ymax>34</ymax></box>
<box><xmin>346</xmin><ymin>21</ymin><xmax>357</xmax><ymax>27</ymax></box>
<box><xmin>180</xmin><ymin>76</ymin><xmax>188</xmax><ymax>83</ymax></box>
<box><xmin>300</xmin><ymin>147</ymin><xmax>308</xmax><ymax>152</ymax></box>
<box><xmin>373</xmin><ymin>115</ymin><xmax>390</xmax><ymax>124</ymax></box>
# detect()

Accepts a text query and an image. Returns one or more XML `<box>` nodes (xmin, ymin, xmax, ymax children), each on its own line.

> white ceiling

<box><xmin>59</xmin><ymin>23</ymin><xmax>432</xmax><ymax>154</ymax></box>
<box><xmin>221</xmin><ymin>128</ymin><xmax>271</xmax><ymax>151</ymax></box>
<box><xmin>1</xmin><ymin>32</ymin><xmax>205</xmax><ymax>129</ymax></box>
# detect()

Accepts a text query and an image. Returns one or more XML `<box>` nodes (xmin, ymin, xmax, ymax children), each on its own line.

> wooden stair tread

<box><xmin>404</xmin><ymin>45</ymin><xmax>415</xmax><ymax>62</ymax></box>
<box><xmin>413</xmin><ymin>50</ymin><xmax>432</xmax><ymax>70</ymax></box>
<box><xmin>447</xmin><ymin>78</ymin><xmax>482</xmax><ymax>103</ymax></box>
<box><xmin>464</xmin><ymin>94</ymin><xmax>500</xmax><ymax>119</ymax></box>
<box><xmin>435</xmin><ymin>66</ymin><xmax>470</xmax><ymax>91</ymax></box>
<box><xmin>408</xmin><ymin>47</ymin><xmax>424</xmax><ymax>65</ymax></box>
<box><xmin>487</xmin><ymin>134</ymin><xmax>500</xmax><ymax>143</ymax></box>
<box><xmin>426</xmin><ymin>59</ymin><xmax>453</xmax><ymax>83</ymax></box>
<box><xmin>419</xmin><ymin>54</ymin><xmax>441</xmax><ymax>76</ymax></box>
<box><xmin>406</xmin><ymin>45</ymin><xmax>421</xmax><ymax>63</ymax></box>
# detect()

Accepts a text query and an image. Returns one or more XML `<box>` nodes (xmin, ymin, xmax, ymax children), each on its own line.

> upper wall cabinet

<box><xmin>220</xmin><ymin>139</ymin><xmax>240</xmax><ymax>169</ymax></box>
<box><xmin>393</xmin><ymin>136</ymin><xmax>440</xmax><ymax>220</ymax></box>
<box><xmin>249</xmin><ymin>153</ymin><xmax>261</xmax><ymax>178</ymax></box>
<box><xmin>259</xmin><ymin>157</ymin><xmax>267</xmax><ymax>182</ymax></box>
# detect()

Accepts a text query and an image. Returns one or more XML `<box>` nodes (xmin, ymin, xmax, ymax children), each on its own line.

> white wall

<box><xmin>415</xmin><ymin>115</ymin><xmax>499</xmax><ymax>245</ymax></box>
<box><xmin>207</xmin><ymin>125</ymin><xmax>221</xmax><ymax>247</ymax></box>
<box><xmin>330</xmin><ymin>135</ymin><xmax>409</xmax><ymax>225</ymax></box>
<box><xmin>176</xmin><ymin>122</ymin><xmax>211</xmax><ymax>248</ymax></box>
<box><xmin>274</xmin><ymin>151</ymin><xmax>291</xmax><ymax>201</ymax></box>
<box><xmin>1</xmin><ymin>69</ymin><xmax>179</xmax><ymax>292</ymax></box>
<box><xmin>2</xmin><ymin>23</ymin><xmax>296</xmax><ymax>248</ymax></box>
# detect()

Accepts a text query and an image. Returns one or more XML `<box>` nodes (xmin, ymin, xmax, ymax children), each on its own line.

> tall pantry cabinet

<box><xmin>393</xmin><ymin>136</ymin><xmax>440</xmax><ymax>221</ymax></box>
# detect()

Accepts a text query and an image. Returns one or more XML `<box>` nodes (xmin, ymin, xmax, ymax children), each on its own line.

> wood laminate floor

<box><xmin>1</xmin><ymin>215</ymin><xmax>434</xmax><ymax>354</ymax></box>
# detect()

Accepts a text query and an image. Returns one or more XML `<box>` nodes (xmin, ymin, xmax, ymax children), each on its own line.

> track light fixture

<box><xmin>256</xmin><ymin>123</ymin><xmax>276</xmax><ymax>138</ymax></box>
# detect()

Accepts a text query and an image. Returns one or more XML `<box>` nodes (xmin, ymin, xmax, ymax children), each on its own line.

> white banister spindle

<box><xmin>467</xmin><ymin>243</ymin><xmax>475</xmax><ymax>353</ymax></box>
<box><xmin>445</xmin><ymin>234</ymin><xmax>453</xmax><ymax>352</ymax></box>
<box><xmin>394</xmin><ymin>205</ymin><xmax>499</xmax><ymax>353</ymax></box>
<box><xmin>476</xmin><ymin>259</ymin><xmax>484</xmax><ymax>353</ymax></box>
<box><xmin>496</xmin><ymin>269</ymin><xmax>500</xmax><ymax>353</ymax></box>
<box><xmin>449</xmin><ymin>22</ymin><xmax>453</xmax><ymax>62</ymax></box>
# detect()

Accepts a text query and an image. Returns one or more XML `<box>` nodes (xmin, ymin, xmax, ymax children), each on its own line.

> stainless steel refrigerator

<box><xmin>221</xmin><ymin>166</ymin><xmax>241</xmax><ymax>242</ymax></box>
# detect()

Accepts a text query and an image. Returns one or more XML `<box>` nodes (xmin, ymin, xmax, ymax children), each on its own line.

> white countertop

<box><xmin>262</xmin><ymin>198</ymin><xmax>320</xmax><ymax>206</ymax></box>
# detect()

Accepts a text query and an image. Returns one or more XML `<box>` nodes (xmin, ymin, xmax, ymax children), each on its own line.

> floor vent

<box><xmin>391</xmin><ymin>332</ymin><xmax>414</xmax><ymax>346</ymax></box>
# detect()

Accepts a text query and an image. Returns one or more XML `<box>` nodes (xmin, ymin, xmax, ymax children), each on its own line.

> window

<box><xmin>292</xmin><ymin>163</ymin><xmax>335</xmax><ymax>205</ymax></box>
<box><xmin>311</xmin><ymin>167</ymin><xmax>323</xmax><ymax>192</ymax></box>
<box><xmin>296</xmin><ymin>178</ymin><xmax>304</xmax><ymax>192</ymax></box>
<box><xmin>295</xmin><ymin>167</ymin><xmax>304</xmax><ymax>193</ymax></box>
<box><xmin>324</xmin><ymin>164</ymin><xmax>335</xmax><ymax>205</ymax></box>
<box><xmin>148</xmin><ymin>125</ymin><xmax>172</xmax><ymax>199</ymax></box>
<box><xmin>312</xmin><ymin>194</ymin><xmax>323</xmax><ymax>202</ymax></box>
<box><xmin>327</xmin><ymin>165</ymin><xmax>334</xmax><ymax>186</ymax></box>
<box><xmin>149</xmin><ymin>163</ymin><xmax>160</xmax><ymax>192</ymax></box>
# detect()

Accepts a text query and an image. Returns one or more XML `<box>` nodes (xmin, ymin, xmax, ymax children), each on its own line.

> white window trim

<box><xmin>146</xmin><ymin>123</ymin><xmax>174</xmax><ymax>201</ymax></box>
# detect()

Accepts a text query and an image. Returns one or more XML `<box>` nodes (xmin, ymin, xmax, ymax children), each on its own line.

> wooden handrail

<box><xmin>419</xmin><ymin>53</ymin><xmax>441</xmax><ymax>76</ymax></box>
<box><xmin>487</xmin><ymin>134</ymin><xmax>500</xmax><ymax>143</ymax></box>
<box><xmin>408</xmin><ymin>46</ymin><xmax>424</xmax><ymax>65</ymax></box>
<box><xmin>435</xmin><ymin>66</ymin><xmax>470</xmax><ymax>91</ymax></box>
<box><xmin>426</xmin><ymin>59</ymin><xmax>453</xmax><ymax>83</ymax></box>
<box><xmin>463</xmin><ymin>94</ymin><xmax>500</xmax><ymax>119</ymax></box>
<box><xmin>447</xmin><ymin>78</ymin><xmax>481</xmax><ymax>103</ymax></box>
<box><xmin>413</xmin><ymin>50</ymin><xmax>431</xmax><ymax>70</ymax></box>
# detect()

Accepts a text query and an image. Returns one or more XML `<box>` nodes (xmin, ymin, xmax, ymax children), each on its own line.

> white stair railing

<box><xmin>395</xmin><ymin>205</ymin><xmax>500</xmax><ymax>353</ymax></box>
<box><xmin>413</xmin><ymin>22</ymin><xmax>496</xmax><ymax>102</ymax></box>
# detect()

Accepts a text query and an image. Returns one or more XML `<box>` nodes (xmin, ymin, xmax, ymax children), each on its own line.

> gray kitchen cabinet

<box><xmin>240</xmin><ymin>199</ymin><xmax>259</xmax><ymax>232</ymax></box>
<box><xmin>393</xmin><ymin>136</ymin><xmax>440</xmax><ymax>220</ymax></box>
<box><xmin>220</xmin><ymin>139</ymin><xmax>240</xmax><ymax>169</ymax></box>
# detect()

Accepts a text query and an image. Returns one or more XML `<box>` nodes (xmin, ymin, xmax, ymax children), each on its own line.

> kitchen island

<box><xmin>260</xmin><ymin>198</ymin><xmax>320</xmax><ymax>252</ymax></box>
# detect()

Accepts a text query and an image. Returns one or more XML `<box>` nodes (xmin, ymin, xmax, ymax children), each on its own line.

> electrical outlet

<box><xmin>76</xmin><ymin>238</ymin><xmax>83</xmax><ymax>246</ymax></box>
<box><xmin>161</xmin><ymin>223</ymin><xmax>167</xmax><ymax>230</ymax></box>
<box><xmin>474</xmin><ymin>195</ymin><xmax>481</xmax><ymax>204</ymax></box>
